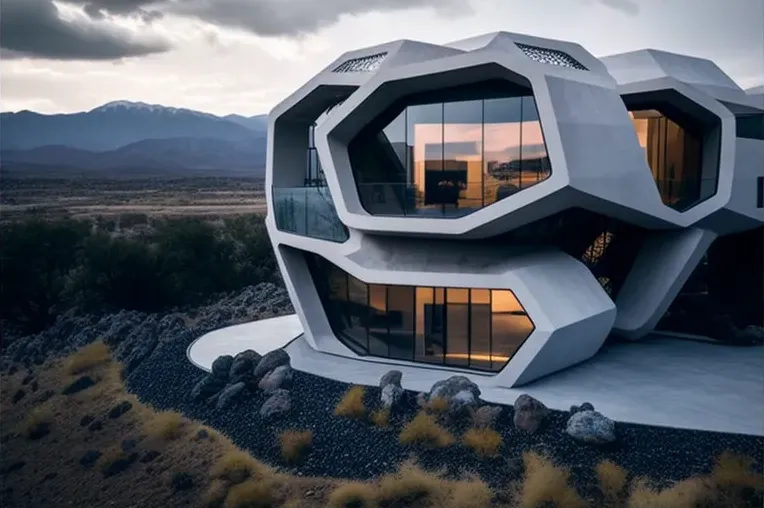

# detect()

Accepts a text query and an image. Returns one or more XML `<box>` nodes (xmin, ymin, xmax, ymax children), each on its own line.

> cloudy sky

<box><xmin>1</xmin><ymin>0</ymin><xmax>762</xmax><ymax>116</ymax></box>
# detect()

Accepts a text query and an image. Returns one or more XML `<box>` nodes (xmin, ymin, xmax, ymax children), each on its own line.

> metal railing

<box><xmin>272</xmin><ymin>186</ymin><xmax>349</xmax><ymax>242</ymax></box>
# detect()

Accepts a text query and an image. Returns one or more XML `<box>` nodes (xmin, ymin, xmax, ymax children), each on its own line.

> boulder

<box><xmin>229</xmin><ymin>350</ymin><xmax>261</xmax><ymax>384</ymax></box>
<box><xmin>258</xmin><ymin>365</ymin><xmax>293</xmax><ymax>394</ymax></box>
<box><xmin>381</xmin><ymin>383</ymin><xmax>404</xmax><ymax>408</ymax></box>
<box><xmin>253</xmin><ymin>349</ymin><xmax>291</xmax><ymax>380</ymax></box>
<box><xmin>215</xmin><ymin>382</ymin><xmax>246</xmax><ymax>410</ymax></box>
<box><xmin>566</xmin><ymin>410</ymin><xmax>616</xmax><ymax>444</ymax></box>
<box><xmin>190</xmin><ymin>374</ymin><xmax>226</xmax><ymax>402</ymax></box>
<box><xmin>513</xmin><ymin>394</ymin><xmax>549</xmax><ymax>433</ymax></box>
<box><xmin>62</xmin><ymin>375</ymin><xmax>96</xmax><ymax>395</ymax></box>
<box><xmin>450</xmin><ymin>389</ymin><xmax>478</xmax><ymax>415</ymax></box>
<box><xmin>570</xmin><ymin>402</ymin><xmax>594</xmax><ymax>415</ymax></box>
<box><xmin>429</xmin><ymin>375</ymin><xmax>481</xmax><ymax>401</ymax></box>
<box><xmin>260</xmin><ymin>389</ymin><xmax>291</xmax><ymax>419</ymax></box>
<box><xmin>738</xmin><ymin>325</ymin><xmax>764</xmax><ymax>345</ymax></box>
<box><xmin>472</xmin><ymin>405</ymin><xmax>502</xmax><ymax>428</ymax></box>
<box><xmin>210</xmin><ymin>355</ymin><xmax>234</xmax><ymax>381</ymax></box>
<box><xmin>108</xmin><ymin>400</ymin><xmax>133</xmax><ymax>419</ymax></box>
<box><xmin>379</xmin><ymin>370</ymin><xmax>403</xmax><ymax>388</ymax></box>
<box><xmin>416</xmin><ymin>392</ymin><xmax>428</xmax><ymax>408</ymax></box>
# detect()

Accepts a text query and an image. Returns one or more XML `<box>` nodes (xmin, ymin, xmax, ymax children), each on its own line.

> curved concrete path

<box><xmin>187</xmin><ymin>315</ymin><xmax>764</xmax><ymax>436</ymax></box>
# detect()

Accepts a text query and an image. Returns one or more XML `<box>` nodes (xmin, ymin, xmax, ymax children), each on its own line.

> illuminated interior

<box><xmin>304</xmin><ymin>252</ymin><xmax>534</xmax><ymax>372</ymax></box>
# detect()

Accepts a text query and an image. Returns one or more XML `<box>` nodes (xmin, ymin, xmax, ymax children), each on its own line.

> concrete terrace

<box><xmin>187</xmin><ymin>315</ymin><xmax>764</xmax><ymax>437</ymax></box>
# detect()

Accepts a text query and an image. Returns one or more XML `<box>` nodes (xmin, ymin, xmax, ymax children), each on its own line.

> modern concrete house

<box><xmin>265</xmin><ymin>32</ymin><xmax>764</xmax><ymax>388</ymax></box>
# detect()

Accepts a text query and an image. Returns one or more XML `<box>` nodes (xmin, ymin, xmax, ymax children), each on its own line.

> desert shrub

<box><xmin>98</xmin><ymin>446</ymin><xmax>136</xmax><ymax>477</ymax></box>
<box><xmin>399</xmin><ymin>411</ymin><xmax>455</xmax><ymax>448</ymax></box>
<box><xmin>279</xmin><ymin>430</ymin><xmax>313</xmax><ymax>463</ymax></box>
<box><xmin>448</xmin><ymin>476</ymin><xmax>494</xmax><ymax>508</ymax></box>
<box><xmin>211</xmin><ymin>450</ymin><xmax>272</xmax><ymax>485</ymax></box>
<box><xmin>224</xmin><ymin>478</ymin><xmax>278</xmax><ymax>508</ymax></box>
<box><xmin>371</xmin><ymin>407</ymin><xmax>391</xmax><ymax>428</ymax></box>
<box><xmin>627</xmin><ymin>477</ymin><xmax>710</xmax><ymax>508</ymax></box>
<box><xmin>147</xmin><ymin>411</ymin><xmax>186</xmax><ymax>441</ymax></box>
<box><xmin>203</xmin><ymin>478</ymin><xmax>230</xmax><ymax>508</ymax></box>
<box><xmin>596</xmin><ymin>460</ymin><xmax>629</xmax><ymax>505</ymax></box>
<box><xmin>334</xmin><ymin>386</ymin><xmax>366</xmax><ymax>419</ymax></box>
<box><xmin>25</xmin><ymin>405</ymin><xmax>54</xmax><ymax>439</ymax></box>
<box><xmin>118</xmin><ymin>212</ymin><xmax>149</xmax><ymax>229</ymax></box>
<box><xmin>463</xmin><ymin>427</ymin><xmax>503</xmax><ymax>457</ymax></box>
<box><xmin>706</xmin><ymin>451</ymin><xmax>764</xmax><ymax>506</ymax></box>
<box><xmin>520</xmin><ymin>451</ymin><xmax>586</xmax><ymax>508</ymax></box>
<box><xmin>326</xmin><ymin>482</ymin><xmax>376</xmax><ymax>508</ymax></box>
<box><xmin>67</xmin><ymin>341</ymin><xmax>111</xmax><ymax>375</ymax></box>
<box><xmin>376</xmin><ymin>461</ymin><xmax>446</xmax><ymax>507</ymax></box>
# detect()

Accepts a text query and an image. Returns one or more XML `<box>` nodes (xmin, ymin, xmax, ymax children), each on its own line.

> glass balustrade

<box><xmin>272</xmin><ymin>186</ymin><xmax>349</xmax><ymax>242</ymax></box>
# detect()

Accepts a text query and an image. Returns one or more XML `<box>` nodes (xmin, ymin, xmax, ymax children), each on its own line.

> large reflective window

<box><xmin>304</xmin><ymin>252</ymin><xmax>534</xmax><ymax>371</ymax></box>
<box><xmin>630</xmin><ymin>109</ymin><xmax>706</xmax><ymax>210</ymax></box>
<box><xmin>348</xmin><ymin>83</ymin><xmax>550</xmax><ymax>217</ymax></box>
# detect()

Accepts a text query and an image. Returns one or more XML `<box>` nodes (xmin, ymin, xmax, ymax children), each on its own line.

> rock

<box><xmin>88</xmin><ymin>420</ymin><xmax>103</xmax><ymax>432</ymax></box>
<box><xmin>738</xmin><ymin>325</ymin><xmax>764</xmax><ymax>345</ymax></box>
<box><xmin>102</xmin><ymin>452</ymin><xmax>138</xmax><ymax>477</ymax></box>
<box><xmin>451</xmin><ymin>390</ymin><xmax>478</xmax><ymax>415</ymax></box>
<box><xmin>429</xmin><ymin>375</ymin><xmax>481</xmax><ymax>402</ymax></box>
<box><xmin>472</xmin><ymin>405</ymin><xmax>502</xmax><ymax>428</ymax></box>
<box><xmin>379</xmin><ymin>370</ymin><xmax>403</xmax><ymax>388</ymax></box>
<box><xmin>580</xmin><ymin>402</ymin><xmax>594</xmax><ymax>412</ymax></box>
<box><xmin>80</xmin><ymin>450</ymin><xmax>102</xmax><ymax>468</ymax></box>
<box><xmin>260</xmin><ymin>389</ymin><xmax>291</xmax><ymax>419</ymax></box>
<box><xmin>258</xmin><ymin>365</ymin><xmax>293</xmax><ymax>394</ymax></box>
<box><xmin>252</xmin><ymin>349</ymin><xmax>290</xmax><ymax>380</ymax></box>
<box><xmin>416</xmin><ymin>392</ymin><xmax>428</xmax><ymax>408</ymax></box>
<box><xmin>195</xmin><ymin>429</ymin><xmax>209</xmax><ymax>441</ymax></box>
<box><xmin>215</xmin><ymin>382</ymin><xmax>246</xmax><ymax>410</ymax></box>
<box><xmin>108</xmin><ymin>401</ymin><xmax>133</xmax><ymax>419</ymax></box>
<box><xmin>381</xmin><ymin>383</ymin><xmax>404</xmax><ymax>408</ymax></box>
<box><xmin>140</xmin><ymin>450</ymin><xmax>161</xmax><ymax>463</ymax></box>
<box><xmin>171</xmin><ymin>472</ymin><xmax>194</xmax><ymax>491</ymax></box>
<box><xmin>12</xmin><ymin>389</ymin><xmax>25</xmax><ymax>404</ymax></box>
<box><xmin>229</xmin><ymin>350</ymin><xmax>260</xmax><ymax>384</ymax></box>
<box><xmin>80</xmin><ymin>415</ymin><xmax>95</xmax><ymax>427</ymax></box>
<box><xmin>121</xmin><ymin>439</ymin><xmax>137</xmax><ymax>452</ymax></box>
<box><xmin>211</xmin><ymin>355</ymin><xmax>234</xmax><ymax>381</ymax></box>
<box><xmin>190</xmin><ymin>374</ymin><xmax>226</xmax><ymax>402</ymax></box>
<box><xmin>62</xmin><ymin>376</ymin><xmax>96</xmax><ymax>395</ymax></box>
<box><xmin>30</xmin><ymin>380</ymin><xmax>38</xmax><ymax>392</ymax></box>
<box><xmin>21</xmin><ymin>374</ymin><xmax>34</xmax><ymax>385</ymax></box>
<box><xmin>566</xmin><ymin>410</ymin><xmax>616</xmax><ymax>444</ymax></box>
<box><xmin>513</xmin><ymin>394</ymin><xmax>549</xmax><ymax>433</ymax></box>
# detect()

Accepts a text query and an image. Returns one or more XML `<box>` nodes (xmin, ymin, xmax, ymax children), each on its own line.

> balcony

<box><xmin>272</xmin><ymin>186</ymin><xmax>349</xmax><ymax>243</ymax></box>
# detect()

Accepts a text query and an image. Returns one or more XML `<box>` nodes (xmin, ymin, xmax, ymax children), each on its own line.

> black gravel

<box><xmin>126</xmin><ymin>335</ymin><xmax>764</xmax><ymax>498</ymax></box>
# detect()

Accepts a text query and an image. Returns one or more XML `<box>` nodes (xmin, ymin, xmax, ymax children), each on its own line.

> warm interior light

<box><xmin>443</xmin><ymin>353</ymin><xmax>511</xmax><ymax>362</ymax></box>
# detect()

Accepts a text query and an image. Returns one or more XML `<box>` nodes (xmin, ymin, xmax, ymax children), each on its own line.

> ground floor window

<box><xmin>304</xmin><ymin>253</ymin><xmax>535</xmax><ymax>372</ymax></box>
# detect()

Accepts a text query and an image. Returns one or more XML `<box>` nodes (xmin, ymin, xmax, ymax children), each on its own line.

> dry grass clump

<box><xmin>66</xmin><ymin>341</ymin><xmax>111</xmax><ymax>375</ymax></box>
<box><xmin>203</xmin><ymin>479</ymin><xmax>230</xmax><ymax>508</ymax></box>
<box><xmin>710</xmin><ymin>451</ymin><xmax>764</xmax><ymax>491</ymax></box>
<box><xmin>520</xmin><ymin>451</ymin><xmax>586</xmax><ymax>508</ymax></box>
<box><xmin>334</xmin><ymin>385</ymin><xmax>366</xmax><ymax>419</ymax></box>
<box><xmin>24</xmin><ymin>405</ymin><xmax>54</xmax><ymax>439</ymax></box>
<box><xmin>326</xmin><ymin>481</ymin><xmax>376</xmax><ymax>508</ymax></box>
<box><xmin>627</xmin><ymin>477</ymin><xmax>710</xmax><ymax>508</ymax></box>
<box><xmin>211</xmin><ymin>450</ymin><xmax>273</xmax><ymax>485</ymax></box>
<box><xmin>280</xmin><ymin>430</ymin><xmax>313</xmax><ymax>464</ymax></box>
<box><xmin>147</xmin><ymin>410</ymin><xmax>186</xmax><ymax>441</ymax></box>
<box><xmin>463</xmin><ymin>427</ymin><xmax>503</xmax><ymax>457</ymax></box>
<box><xmin>399</xmin><ymin>411</ymin><xmax>455</xmax><ymax>448</ymax></box>
<box><xmin>370</xmin><ymin>407</ymin><xmax>391</xmax><ymax>428</ymax></box>
<box><xmin>425</xmin><ymin>396</ymin><xmax>450</xmax><ymax>415</ymax></box>
<box><xmin>597</xmin><ymin>459</ymin><xmax>628</xmax><ymax>504</ymax></box>
<box><xmin>448</xmin><ymin>475</ymin><xmax>494</xmax><ymax>508</ymax></box>
<box><xmin>376</xmin><ymin>461</ymin><xmax>447</xmax><ymax>507</ymax></box>
<box><xmin>223</xmin><ymin>478</ymin><xmax>278</xmax><ymax>508</ymax></box>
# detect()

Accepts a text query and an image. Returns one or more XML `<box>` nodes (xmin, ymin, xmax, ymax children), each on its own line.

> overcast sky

<box><xmin>1</xmin><ymin>0</ymin><xmax>763</xmax><ymax>116</ymax></box>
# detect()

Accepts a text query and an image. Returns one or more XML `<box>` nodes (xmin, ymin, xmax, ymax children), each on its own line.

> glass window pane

<box><xmin>520</xmin><ymin>96</ymin><xmax>549</xmax><ymax>188</ymax></box>
<box><xmin>408</xmin><ymin>103</ymin><xmax>443</xmax><ymax>214</ymax></box>
<box><xmin>483</xmin><ymin>97</ymin><xmax>522</xmax><ymax>205</ymax></box>
<box><xmin>387</xmin><ymin>285</ymin><xmax>415</xmax><ymax>360</ymax></box>
<box><xmin>444</xmin><ymin>100</ymin><xmax>483</xmax><ymax>211</ymax></box>
<box><xmin>383</xmin><ymin>109</ymin><xmax>408</xmax><ymax>177</ymax></box>
<box><xmin>415</xmin><ymin>287</ymin><xmax>433</xmax><ymax>360</ymax></box>
<box><xmin>445</xmin><ymin>288</ymin><xmax>469</xmax><ymax>367</ymax></box>
<box><xmin>469</xmin><ymin>289</ymin><xmax>491</xmax><ymax>370</ymax></box>
<box><xmin>491</xmin><ymin>290</ymin><xmax>532</xmax><ymax>370</ymax></box>
<box><xmin>346</xmin><ymin>275</ymin><xmax>369</xmax><ymax>353</ymax></box>
<box><xmin>368</xmin><ymin>284</ymin><xmax>389</xmax><ymax>357</ymax></box>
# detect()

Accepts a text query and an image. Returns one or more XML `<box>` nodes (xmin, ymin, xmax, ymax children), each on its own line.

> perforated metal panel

<box><xmin>515</xmin><ymin>43</ymin><xmax>588</xmax><ymax>71</ymax></box>
<box><xmin>332</xmin><ymin>52</ymin><xmax>388</xmax><ymax>73</ymax></box>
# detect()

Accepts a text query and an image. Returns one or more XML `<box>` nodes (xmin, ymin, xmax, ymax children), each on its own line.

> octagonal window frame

<box><xmin>346</xmin><ymin>79</ymin><xmax>553</xmax><ymax>219</ymax></box>
<box><xmin>303</xmin><ymin>251</ymin><xmax>535</xmax><ymax>372</ymax></box>
<box><xmin>622</xmin><ymin>89</ymin><xmax>723</xmax><ymax>212</ymax></box>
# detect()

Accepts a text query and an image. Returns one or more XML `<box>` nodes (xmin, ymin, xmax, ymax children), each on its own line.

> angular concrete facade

<box><xmin>265</xmin><ymin>32</ymin><xmax>764</xmax><ymax>387</ymax></box>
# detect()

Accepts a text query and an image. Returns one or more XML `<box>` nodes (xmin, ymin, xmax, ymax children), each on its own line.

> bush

<box><xmin>627</xmin><ymin>477</ymin><xmax>710</xmax><ymax>508</ymax></box>
<box><xmin>399</xmin><ymin>411</ymin><xmax>455</xmax><ymax>448</ymax></box>
<box><xmin>448</xmin><ymin>476</ymin><xmax>494</xmax><ymax>508</ymax></box>
<box><xmin>279</xmin><ymin>430</ymin><xmax>313</xmax><ymax>464</ymax></box>
<box><xmin>147</xmin><ymin>411</ymin><xmax>185</xmax><ymax>441</ymax></box>
<box><xmin>334</xmin><ymin>386</ymin><xmax>366</xmax><ymax>419</ymax></box>
<box><xmin>326</xmin><ymin>482</ymin><xmax>376</xmax><ymax>508</ymax></box>
<box><xmin>66</xmin><ymin>341</ymin><xmax>111</xmax><ymax>375</ymax></box>
<box><xmin>463</xmin><ymin>427</ymin><xmax>503</xmax><ymax>457</ymax></box>
<box><xmin>25</xmin><ymin>405</ymin><xmax>54</xmax><ymax>439</ymax></box>
<box><xmin>520</xmin><ymin>451</ymin><xmax>586</xmax><ymax>508</ymax></box>
<box><xmin>425</xmin><ymin>396</ymin><xmax>450</xmax><ymax>415</ymax></box>
<box><xmin>596</xmin><ymin>459</ymin><xmax>628</xmax><ymax>505</ymax></box>
<box><xmin>224</xmin><ymin>478</ymin><xmax>278</xmax><ymax>508</ymax></box>
<box><xmin>376</xmin><ymin>461</ymin><xmax>446</xmax><ymax>507</ymax></box>
<box><xmin>370</xmin><ymin>407</ymin><xmax>390</xmax><ymax>428</ymax></box>
<box><xmin>211</xmin><ymin>450</ymin><xmax>272</xmax><ymax>485</ymax></box>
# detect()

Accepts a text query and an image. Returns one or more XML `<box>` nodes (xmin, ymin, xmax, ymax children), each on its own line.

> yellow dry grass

<box><xmin>66</xmin><ymin>341</ymin><xmax>111</xmax><ymax>375</ymax></box>
<box><xmin>370</xmin><ymin>407</ymin><xmax>390</xmax><ymax>428</ymax></box>
<box><xmin>223</xmin><ymin>478</ymin><xmax>278</xmax><ymax>508</ymax></box>
<box><xmin>280</xmin><ymin>429</ymin><xmax>313</xmax><ymax>464</ymax></box>
<box><xmin>202</xmin><ymin>479</ymin><xmax>230</xmax><ymax>508</ymax></box>
<box><xmin>425</xmin><ymin>396</ymin><xmax>450</xmax><ymax>415</ymax></box>
<box><xmin>146</xmin><ymin>410</ymin><xmax>186</xmax><ymax>441</ymax></box>
<box><xmin>447</xmin><ymin>475</ymin><xmax>494</xmax><ymax>508</ymax></box>
<box><xmin>520</xmin><ymin>451</ymin><xmax>587</xmax><ymax>508</ymax></box>
<box><xmin>326</xmin><ymin>481</ymin><xmax>376</xmax><ymax>508</ymax></box>
<box><xmin>376</xmin><ymin>461</ymin><xmax>447</xmax><ymax>507</ymax></box>
<box><xmin>596</xmin><ymin>459</ymin><xmax>629</xmax><ymax>504</ymax></box>
<box><xmin>24</xmin><ymin>404</ymin><xmax>54</xmax><ymax>439</ymax></box>
<box><xmin>334</xmin><ymin>385</ymin><xmax>366</xmax><ymax>419</ymax></box>
<box><xmin>210</xmin><ymin>450</ymin><xmax>273</xmax><ymax>485</ymax></box>
<box><xmin>399</xmin><ymin>411</ymin><xmax>455</xmax><ymax>448</ymax></box>
<box><xmin>463</xmin><ymin>427</ymin><xmax>503</xmax><ymax>457</ymax></box>
<box><xmin>627</xmin><ymin>477</ymin><xmax>710</xmax><ymax>508</ymax></box>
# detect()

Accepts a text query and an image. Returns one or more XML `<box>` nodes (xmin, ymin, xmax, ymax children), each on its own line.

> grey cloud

<box><xmin>598</xmin><ymin>0</ymin><xmax>640</xmax><ymax>16</ymax></box>
<box><xmin>77</xmin><ymin>0</ymin><xmax>164</xmax><ymax>22</ymax></box>
<box><xmin>0</xmin><ymin>0</ymin><xmax>172</xmax><ymax>60</ymax></box>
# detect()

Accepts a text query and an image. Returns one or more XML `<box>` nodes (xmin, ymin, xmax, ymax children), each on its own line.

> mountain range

<box><xmin>0</xmin><ymin>101</ymin><xmax>269</xmax><ymax>177</ymax></box>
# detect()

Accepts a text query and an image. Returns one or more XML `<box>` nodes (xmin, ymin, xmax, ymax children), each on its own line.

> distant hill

<box><xmin>0</xmin><ymin>101</ymin><xmax>269</xmax><ymax>177</ymax></box>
